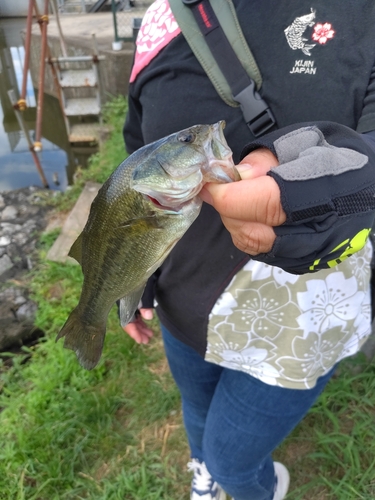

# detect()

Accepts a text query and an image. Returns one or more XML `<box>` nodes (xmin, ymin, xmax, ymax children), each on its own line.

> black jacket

<box><xmin>123</xmin><ymin>0</ymin><xmax>375</xmax><ymax>356</ymax></box>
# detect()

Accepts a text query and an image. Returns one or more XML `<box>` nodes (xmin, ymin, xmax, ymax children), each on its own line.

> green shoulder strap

<box><xmin>168</xmin><ymin>0</ymin><xmax>262</xmax><ymax>108</ymax></box>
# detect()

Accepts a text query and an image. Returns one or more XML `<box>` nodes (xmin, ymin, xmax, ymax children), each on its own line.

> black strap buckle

<box><xmin>234</xmin><ymin>81</ymin><xmax>275</xmax><ymax>137</ymax></box>
<box><xmin>182</xmin><ymin>0</ymin><xmax>276</xmax><ymax>137</ymax></box>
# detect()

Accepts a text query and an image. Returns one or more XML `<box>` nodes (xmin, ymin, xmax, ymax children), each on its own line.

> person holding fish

<box><xmin>57</xmin><ymin>1</ymin><xmax>375</xmax><ymax>499</ymax></box>
<box><xmin>121</xmin><ymin>2</ymin><xmax>375</xmax><ymax>500</ymax></box>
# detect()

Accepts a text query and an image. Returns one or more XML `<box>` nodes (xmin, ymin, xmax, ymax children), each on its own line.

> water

<box><xmin>0</xmin><ymin>17</ymin><xmax>96</xmax><ymax>193</ymax></box>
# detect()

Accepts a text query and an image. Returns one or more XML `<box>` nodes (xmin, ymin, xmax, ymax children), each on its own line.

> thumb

<box><xmin>236</xmin><ymin>163</ymin><xmax>271</xmax><ymax>180</ymax></box>
<box><xmin>139</xmin><ymin>308</ymin><xmax>153</xmax><ymax>320</ymax></box>
<box><xmin>199</xmin><ymin>163</ymin><xmax>269</xmax><ymax>205</ymax></box>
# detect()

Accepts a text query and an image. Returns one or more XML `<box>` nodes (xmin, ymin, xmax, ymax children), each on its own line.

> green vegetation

<box><xmin>1</xmin><ymin>95</ymin><xmax>375</xmax><ymax>499</ymax></box>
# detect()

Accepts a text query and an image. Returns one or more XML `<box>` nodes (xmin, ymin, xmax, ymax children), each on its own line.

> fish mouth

<box><xmin>134</xmin><ymin>168</ymin><xmax>203</xmax><ymax>212</ymax></box>
<box><xmin>202</xmin><ymin>121</ymin><xmax>238</xmax><ymax>183</ymax></box>
<box><xmin>146</xmin><ymin>195</ymin><xmax>178</xmax><ymax>211</ymax></box>
<box><xmin>145</xmin><ymin>188</ymin><xmax>200</xmax><ymax>212</ymax></box>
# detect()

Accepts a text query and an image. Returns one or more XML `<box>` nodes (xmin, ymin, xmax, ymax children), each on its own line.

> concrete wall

<box><xmin>0</xmin><ymin>0</ymin><xmax>45</xmax><ymax>17</ymax></box>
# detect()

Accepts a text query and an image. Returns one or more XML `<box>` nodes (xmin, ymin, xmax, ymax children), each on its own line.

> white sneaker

<box><xmin>188</xmin><ymin>459</ymin><xmax>227</xmax><ymax>500</ymax></box>
<box><xmin>273</xmin><ymin>462</ymin><xmax>290</xmax><ymax>500</ymax></box>
<box><xmin>231</xmin><ymin>462</ymin><xmax>290</xmax><ymax>500</ymax></box>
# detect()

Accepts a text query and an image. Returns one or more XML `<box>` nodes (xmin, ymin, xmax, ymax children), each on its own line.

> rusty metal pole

<box><xmin>19</xmin><ymin>0</ymin><xmax>35</xmax><ymax>111</ymax></box>
<box><xmin>34</xmin><ymin>0</ymin><xmax>49</xmax><ymax>152</ymax></box>
<box><xmin>8</xmin><ymin>90</ymin><xmax>49</xmax><ymax>189</ymax></box>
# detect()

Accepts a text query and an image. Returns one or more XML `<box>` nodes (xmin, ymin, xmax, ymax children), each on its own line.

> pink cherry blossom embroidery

<box><xmin>130</xmin><ymin>0</ymin><xmax>181</xmax><ymax>82</ymax></box>
<box><xmin>312</xmin><ymin>23</ymin><xmax>335</xmax><ymax>44</ymax></box>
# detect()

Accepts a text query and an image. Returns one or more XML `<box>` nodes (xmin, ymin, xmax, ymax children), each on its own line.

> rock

<box><xmin>0</xmin><ymin>235</ymin><xmax>11</xmax><ymax>246</ymax></box>
<box><xmin>12</xmin><ymin>232</ymin><xmax>29</xmax><ymax>246</ymax></box>
<box><xmin>0</xmin><ymin>254</ymin><xmax>13</xmax><ymax>274</ymax></box>
<box><xmin>17</xmin><ymin>301</ymin><xmax>38</xmax><ymax>322</ymax></box>
<box><xmin>0</xmin><ymin>286</ymin><xmax>41</xmax><ymax>351</ymax></box>
<box><xmin>1</xmin><ymin>223</ymin><xmax>23</xmax><ymax>235</ymax></box>
<box><xmin>0</xmin><ymin>321</ymin><xmax>43</xmax><ymax>352</ymax></box>
<box><xmin>14</xmin><ymin>295</ymin><xmax>27</xmax><ymax>306</ymax></box>
<box><xmin>1</xmin><ymin>205</ymin><xmax>18</xmax><ymax>220</ymax></box>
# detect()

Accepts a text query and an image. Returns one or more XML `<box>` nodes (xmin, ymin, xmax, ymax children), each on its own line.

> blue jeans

<box><xmin>161</xmin><ymin>325</ymin><xmax>336</xmax><ymax>500</ymax></box>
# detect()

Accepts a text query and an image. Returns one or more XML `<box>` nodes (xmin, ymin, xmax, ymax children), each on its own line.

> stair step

<box><xmin>68</xmin><ymin>123</ymin><xmax>104</xmax><ymax>143</ymax></box>
<box><xmin>64</xmin><ymin>97</ymin><xmax>100</xmax><ymax>116</ymax></box>
<box><xmin>59</xmin><ymin>69</ymin><xmax>97</xmax><ymax>88</ymax></box>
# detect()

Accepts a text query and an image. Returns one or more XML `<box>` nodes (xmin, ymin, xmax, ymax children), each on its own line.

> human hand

<box><xmin>122</xmin><ymin>308</ymin><xmax>154</xmax><ymax>344</ymax></box>
<box><xmin>200</xmin><ymin>148</ymin><xmax>286</xmax><ymax>255</ymax></box>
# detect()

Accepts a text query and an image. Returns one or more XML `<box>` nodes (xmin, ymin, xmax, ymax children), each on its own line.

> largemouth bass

<box><xmin>57</xmin><ymin>121</ymin><xmax>239</xmax><ymax>370</ymax></box>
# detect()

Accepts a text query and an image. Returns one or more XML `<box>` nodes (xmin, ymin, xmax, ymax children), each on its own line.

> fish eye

<box><xmin>178</xmin><ymin>132</ymin><xmax>195</xmax><ymax>143</ymax></box>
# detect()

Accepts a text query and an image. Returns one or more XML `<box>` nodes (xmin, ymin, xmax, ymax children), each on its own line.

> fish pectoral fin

<box><xmin>119</xmin><ymin>283</ymin><xmax>146</xmax><ymax>327</ymax></box>
<box><xmin>69</xmin><ymin>233</ymin><xmax>83</xmax><ymax>265</ymax></box>
<box><xmin>118</xmin><ymin>215</ymin><xmax>163</xmax><ymax>230</ymax></box>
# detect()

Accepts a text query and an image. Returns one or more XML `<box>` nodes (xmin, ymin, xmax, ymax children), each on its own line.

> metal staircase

<box><xmin>50</xmin><ymin>34</ymin><xmax>105</xmax><ymax>144</ymax></box>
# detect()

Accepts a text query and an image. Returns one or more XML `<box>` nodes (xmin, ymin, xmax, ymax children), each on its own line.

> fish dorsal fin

<box><xmin>119</xmin><ymin>283</ymin><xmax>147</xmax><ymax>327</ymax></box>
<box><xmin>69</xmin><ymin>233</ymin><xmax>83</xmax><ymax>265</ymax></box>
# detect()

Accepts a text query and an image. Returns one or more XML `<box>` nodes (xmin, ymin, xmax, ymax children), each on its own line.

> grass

<box><xmin>1</xmin><ymin>95</ymin><xmax>375</xmax><ymax>499</ymax></box>
<box><xmin>274</xmin><ymin>359</ymin><xmax>375</xmax><ymax>499</ymax></box>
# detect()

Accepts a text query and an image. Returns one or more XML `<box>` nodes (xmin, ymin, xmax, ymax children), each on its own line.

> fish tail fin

<box><xmin>56</xmin><ymin>308</ymin><xmax>106</xmax><ymax>370</ymax></box>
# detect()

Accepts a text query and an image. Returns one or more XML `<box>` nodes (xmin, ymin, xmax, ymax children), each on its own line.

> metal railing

<box><xmin>57</xmin><ymin>0</ymin><xmax>91</xmax><ymax>13</ymax></box>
